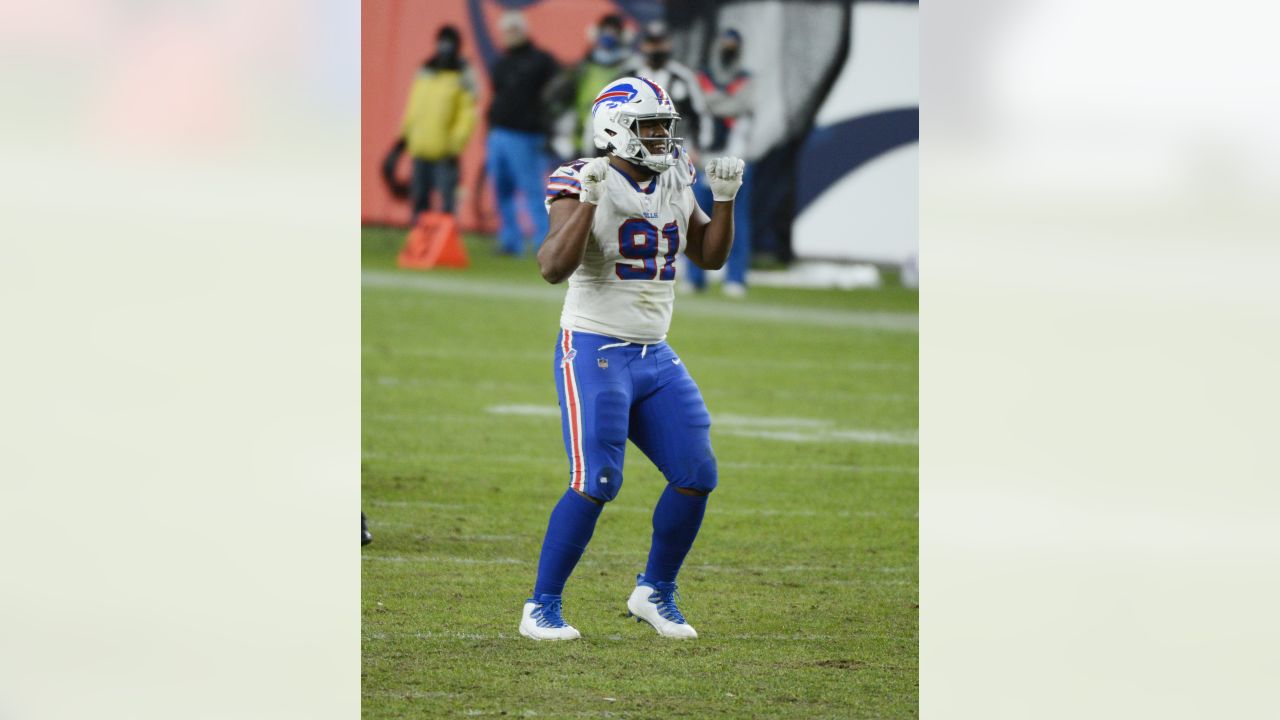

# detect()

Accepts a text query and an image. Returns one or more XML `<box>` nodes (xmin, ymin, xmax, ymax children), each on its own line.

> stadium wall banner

<box><xmin>793</xmin><ymin>1</ymin><xmax>918</xmax><ymax>266</ymax></box>
<box><xmin>669</xmin><ymin>0</ymin><xmax>918</xmax><ymax>266</ymax></box>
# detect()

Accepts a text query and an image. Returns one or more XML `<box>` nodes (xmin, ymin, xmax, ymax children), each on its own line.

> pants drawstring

<box><xmin>596</xmin><ymin>341</ymin><xmax>650</xmax><ymax>358</ymax></box>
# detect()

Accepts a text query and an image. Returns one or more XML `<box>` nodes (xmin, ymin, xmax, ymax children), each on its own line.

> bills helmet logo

<box><xmin>592</xmin><ymin>82</ymin><xmax>638</xmax><ymax>116</ymax></box>
<box><xmin>637</xmin><ymin>76</ymin><xmax>670</xmax><ymax>108</ymax></box>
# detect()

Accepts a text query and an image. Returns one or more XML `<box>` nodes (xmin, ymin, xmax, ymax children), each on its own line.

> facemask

<box><xmin>720</xmin><ymin>47</ymin><xmax>739</xmax><ymax>66</ymax></box>
<box><xmin>592</xmin><ymin>35</ymin><xmax>622</xmax><ymax>64</ymax></box>
<box><xmin>646</xmin><ymin>50</ymin><xmax>670</xmax><ymax>67</ymax></box>
<box><xmin>437</xmin><ymin>38</ymin><xmax>457</xmax><ymax>56</ymax></box>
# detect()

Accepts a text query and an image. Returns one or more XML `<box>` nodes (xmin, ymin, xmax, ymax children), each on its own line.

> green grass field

<box><xmin>361</xmin><ymin>226</ymin><xmax>919</xmax><ymax>718</ymax></box>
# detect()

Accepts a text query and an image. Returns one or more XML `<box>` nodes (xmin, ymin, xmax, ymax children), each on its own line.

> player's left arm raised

<box><xmin>684</xmin><ymin>157</ymin><xmax>745</xmax><ymax>270</ymax></box>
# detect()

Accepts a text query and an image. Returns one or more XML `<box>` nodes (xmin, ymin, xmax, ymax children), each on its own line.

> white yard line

<box><xmin>714</xmin><ymin>413</ymin><xmax>832</xmax><ymax>428</ymax></box>
<box><xmin>364</xmin><ymin>345</ymin><xmax>914</xmax><ymax>373</ymax></box>
<box><xmin>718</xmin><ymin>461</ymin><xmax>917</xmax><ymax>474</ymax></box>
<box><xmin>723</xmin><ymin>427</ymin><xmax>918</xmax><ymax>445</ymax></box>
<box><xmin>371</xmin><ymin>409</ymin><xmax>921</xmax><ymax>443</ymax></box>
<box><xmin>362</xmin><ymin>270</ymin><xmax>918</xmax><ymax>334</ymax></box>
<box><xmin>368</xmin><ymin>378</ymin><xmax>915</xmax><ymax>406</ymax></box>
<box><xmin>711</xmin><ymin>389</ymin><xmax>915</xmax><ymax>403</ymax></box>
<box><xmin>363</xmin><ymin>450</ymin><xmax>916</xmax><ymax>475</ymax></box>
<box><xmin>483</xmin><ymin>404</ymin><xmax>918</xmax><ymax>446</ymax></box>
<box><xmin>486</xmin><ymin>404</ymin><xmax>559</xmax><ymax>417</ymax></box>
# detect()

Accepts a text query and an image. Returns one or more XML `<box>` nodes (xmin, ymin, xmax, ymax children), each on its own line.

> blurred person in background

<box><xmin>686</xmin><ymin>28</ymin><xmax>755</xmax><ymax>297</ymax></box>
<box><xmin>390</xmin><ymin>25</ymin><xmax>477</xmax><ymax>222</ymax></box>
<box><xmin>486</xmin><ymin>10</ymin><xmax>560</xmax><ymax>256</ymax></box>
<box><xmin>546</xmin><ymin>14</ymin><xmax>632</xmax><ymax>160</ymax></box>
<box><xmin>623</xmin><ymin>21</ymin><xmax>713</xmax><ymax>160</ymax></box>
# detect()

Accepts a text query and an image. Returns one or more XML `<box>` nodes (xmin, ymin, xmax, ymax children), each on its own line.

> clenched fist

<box><xmin>705</xmin><ymin>157</ymin><xmax>745</xmax><ymax>202</ymax></box>
<box><xmin>578</xmin><ymin>156</ymin><xmax>611</xmax><ymax>205</ymax></box>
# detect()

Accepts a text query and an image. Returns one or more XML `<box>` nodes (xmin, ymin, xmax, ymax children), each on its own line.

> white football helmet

<box><xmin>590</xmin><ymin>76</ymin><xmax>682</xmax><ymax>172</ymax></box>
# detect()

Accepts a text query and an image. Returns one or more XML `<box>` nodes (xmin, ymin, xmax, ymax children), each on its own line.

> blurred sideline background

<box><xmin>362</xmin><ymin>0</ymin><xmax>918</xmax><ymax>281</ymax></box>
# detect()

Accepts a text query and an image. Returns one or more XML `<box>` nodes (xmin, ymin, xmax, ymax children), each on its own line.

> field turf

<box><xmin>361</xmin><ymin>226</ymin><xmax>919</xmax><ymax>718</ymax></box>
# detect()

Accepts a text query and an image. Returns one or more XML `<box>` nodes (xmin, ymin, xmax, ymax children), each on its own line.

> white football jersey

<box><xmin>545</xmin><ymin>153</ymin><xmax>699</xmax><ymax>344</ymax></box>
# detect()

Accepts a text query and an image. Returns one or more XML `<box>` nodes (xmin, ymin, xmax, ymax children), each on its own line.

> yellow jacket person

<box><xmin>397</xmin><ymin>25</ymin><xmax>476</xmax><ymax>218</ymax></box>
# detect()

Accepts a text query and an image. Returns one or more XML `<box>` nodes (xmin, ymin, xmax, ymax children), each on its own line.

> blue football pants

<box><xmin>553</xmin><ymin>329</ymin><xmax>718</xmax><ymax>501</ymax></box>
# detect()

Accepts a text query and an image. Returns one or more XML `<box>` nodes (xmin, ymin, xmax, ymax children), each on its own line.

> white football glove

<box><xmin>706</xmin><ymin>156</ymin><xmax>745</xmax><ymax>202</ymax></box>
<box><xmin>578</xmin><ymin>156</ymin><xmax>611</xmax><ymax>205</ymax></box>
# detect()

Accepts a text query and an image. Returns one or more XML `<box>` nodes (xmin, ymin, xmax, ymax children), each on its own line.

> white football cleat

<box><xmin>518</xmin><ymin>594</ymin><xmax>581</xmax><ymax>641</ymax></box>
<box><xmin>626</xmin><ymin>574</ymin><xmax>698</xmax><ymax>639</ymax></box>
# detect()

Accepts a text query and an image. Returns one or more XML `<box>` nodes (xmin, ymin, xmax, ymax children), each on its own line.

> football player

<box><xmin>518</xmin><ymin>77</ymin><xmax>745</xmax><ymax>640</ymax></box>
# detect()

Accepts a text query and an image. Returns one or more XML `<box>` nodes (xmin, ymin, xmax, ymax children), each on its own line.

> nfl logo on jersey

<box><xmin>597</xmin><ymin>357</ymin><xmax>609</xmax><ymax>369</ymax></box>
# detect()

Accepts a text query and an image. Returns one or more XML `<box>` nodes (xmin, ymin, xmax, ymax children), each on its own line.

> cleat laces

<box><xmin>648</xmin><ymin>582</ymin><xmax>687</xmax><ymax>624</ymax></box>
<box><xmin>532</xmin><ymin>596</ymin><xmax>568</xmax><ymax>629</ymax></box>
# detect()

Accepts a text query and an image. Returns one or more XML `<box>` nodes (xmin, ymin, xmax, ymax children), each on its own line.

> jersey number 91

<box><xmin>616</xmin><ymin>218</ymin><xmax>680</xmax><ymax>281</ymax></box>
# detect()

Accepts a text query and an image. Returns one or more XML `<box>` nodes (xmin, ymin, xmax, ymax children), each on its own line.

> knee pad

<box><xmin>678</xmin><ymin>455</ymin><xmax>718</xmax><ymax>494</ymax></box>
<box><xmin>586</xmin><ymin>465</ymin><xmax>624</xmax><ymax>502</ymax></box>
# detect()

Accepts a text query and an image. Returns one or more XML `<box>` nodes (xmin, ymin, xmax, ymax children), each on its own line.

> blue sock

<box><xmin>532</xmin><ymin>489</ymin><xmax>603</xmax><ymax>597</ymax></box>
<box><xmin>643</xmin><ymin>485</ymin><xmax>708</xmax><ymax>584</ymax></box>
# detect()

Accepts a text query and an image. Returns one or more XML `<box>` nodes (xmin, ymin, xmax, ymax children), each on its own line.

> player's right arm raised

<box><xmin>537</xmin><ymin>156</ymin><xmax>609</xmax><ymax>284</ymax></box>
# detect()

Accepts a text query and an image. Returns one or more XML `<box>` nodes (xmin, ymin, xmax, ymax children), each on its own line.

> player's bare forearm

<box><xmin>685</xmin><ymin>200</ymin><xmax>734</xmax><ymax>270</ymax></box>
<box><xmin>538</xmin><ymin>199</ymin><xmax>596</xmax><ymax>284</ymax></box>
